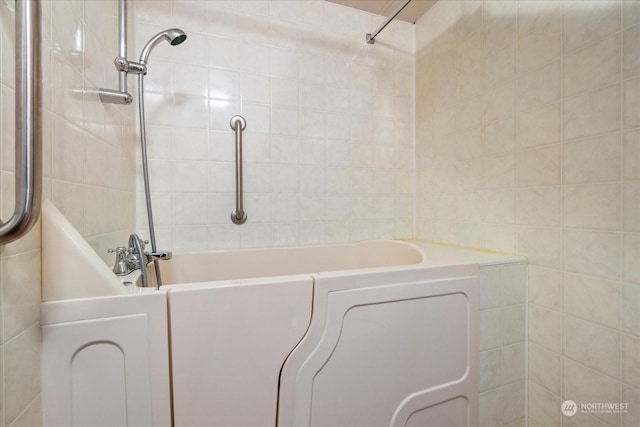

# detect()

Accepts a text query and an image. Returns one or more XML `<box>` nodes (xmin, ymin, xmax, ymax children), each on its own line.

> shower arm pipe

<box><xmin>0</xmin><ymin>0</ymin><xmax>42</xmax><ymax>245</ymax></box>
<box><xmin>366</xmin><ymin>0</ymin><xmax>412</xmax><ymax>44</ymax></box>
<box><xmin>230</xmin><ymin>116</ymin><xmax>247</xmax><ymax>225</ymax></box>
<box><xmin>98</xmin><ymin>0</ymin><xmax>133</xmax><ymax>104</ymax></box>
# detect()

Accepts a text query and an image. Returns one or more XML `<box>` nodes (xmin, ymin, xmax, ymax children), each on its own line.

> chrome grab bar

<box><xmin>230</xmin><ymin>115</ymin><xmax>247</xmax><ymax>225</ymax></box>
<box><xmin>366</xmin><ymin>0</ymin><xmax>412</xmax><ymax>44</ymax></box>
<box><xmin>0</xmin><ymin>0</ymin><xmax>42</xmax><ymax>245</ymax></box>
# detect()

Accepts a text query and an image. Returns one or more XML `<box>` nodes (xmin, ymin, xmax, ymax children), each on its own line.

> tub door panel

<box><xmin>168</xmin><ymin>277</ymin><xmax>313</xmax><ymax>427</ymax></box>
<box><xmin>41</xmin><ymin>292</ymin><xmax>171</xmax><ymax>427</ymax></box>
<box><xmin>278</xmin><ymin>267</ymin><xmax>479</xmax><ymax>427</ymax></box>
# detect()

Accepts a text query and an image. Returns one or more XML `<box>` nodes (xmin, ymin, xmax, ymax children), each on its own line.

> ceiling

<box><xmin>327</xmin><ymin>0</ymin><xmax>437</xmax><ymax>24</ymax></box>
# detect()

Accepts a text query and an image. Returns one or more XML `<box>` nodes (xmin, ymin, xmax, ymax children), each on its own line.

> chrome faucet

<box><xmin>128</xmin><ymin>233</ymin><xmax>150</xmax><ymax>287</ymax></box>
<box><xmin>108</xmin><ymin>233</ymin><xmax>172</xmax><ymax>288</ymax></box>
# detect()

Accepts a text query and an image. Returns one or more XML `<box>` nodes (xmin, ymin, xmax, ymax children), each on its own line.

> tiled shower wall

<box><xmin>479</xmin><ymin>262</ymin><xmax>528</xmax><ymax>426</ymax></box>
<box><xmin>131</xmin><ymin>0</ymin><xmax>415</xmax><ymax>251</ymax></box>
<box><xmin>416</xmin><ymin>1</ymin><xmax>640</xmax><ymax>426</ymax></box>
<box><xmin>0</xmin><ymin>1</ymin><xmax>136</xmax><ymax>425</ymax></box>
<box><xmin>1</xmin><ymin>1</ymin><xmax>412</xmax><ymax>424</ymax></box>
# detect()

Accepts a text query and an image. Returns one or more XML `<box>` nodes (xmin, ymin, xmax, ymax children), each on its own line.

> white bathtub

<box><xmin>41</xmin><ymin>201</ymin><xmax>480</xmax><ymax>427</ymax></box>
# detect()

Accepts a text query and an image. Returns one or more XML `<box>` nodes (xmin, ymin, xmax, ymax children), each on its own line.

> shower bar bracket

<box><xmin>0</xmin><ymin>0</ymin><xmax>42</xmax><ymax>245</ymax></box>
<box><xmin>230</xmin><ymin>115</ymin><xmax>247</xmax><ymax>225</ymax></box>
<box><xmin>366</xmin><ymin>0</ymin><xmax>412</xmax><ymax>44</ymax></box>
<box><xmin>98</xmin><ymin>0</ymin><xmax>133</xmax><ymax>104</ymax></box>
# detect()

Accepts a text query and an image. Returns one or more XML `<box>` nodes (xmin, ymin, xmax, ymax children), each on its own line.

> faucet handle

<box><xmin>108</xmin><ymin>246</ymin><xmax>130</xmax><ymax>275</ymax></box>
<box><xmin>137</xmin><ymin>239</ymin><xmax>150</xmax><ymax>251</ymax></box>
<box><xmin>108</xmin><ymin>246</ymin><xmax>128</xmax><ymax>255</ymax></box>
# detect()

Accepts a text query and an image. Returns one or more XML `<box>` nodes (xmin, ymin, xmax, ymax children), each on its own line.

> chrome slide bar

<box><xmin>366</xmin><ymin>0</ymin><xmax>412</xmax><ymax>44</ymax></box>
<box><xmin>0</xmin><ymin>0</ymin><xmax>42</xmax><ymax>245</ymax></box>
<box><xmin>230</xmin><ymin>115</ymin><xmax>247</xmax><ymax>225</ymax></box>
<box><xmin>98</xmin><ymin>0</ymin><xmax>133</xmax><ymax>104</ymax></box>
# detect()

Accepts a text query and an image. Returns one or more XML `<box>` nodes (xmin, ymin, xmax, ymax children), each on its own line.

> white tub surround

<box><xmin>41</xmin><ymin>199</ymin><xmax>127</xmax><ymax>302</ymax></box>
<box><xmin>159</xmin><ymin>240</ymin><xmax>424</xmax><ymax>283</ymax></box>
<box><xmin>39</xmin><ymin>205</ymin><xmax>533</xmax><ymax>427</ymax></box>
<box><xmin>40</xmin><ymin>292</ymin><xmax>171</xmax><ymax>427</ymax></box>
<box><xmin>41</xmin><ymin>200</ymin><xmax>172</xmax><ymax>427</ymax></box>
<box><xmin>162</xmin><ymin>242</ymin><xmax>480</xmax><ymax>427</ymax></box>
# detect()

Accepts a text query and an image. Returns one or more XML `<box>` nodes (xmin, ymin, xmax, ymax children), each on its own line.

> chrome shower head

<box><xmin>139</xmin><ymin>28</ymin><xmax>187</xmax><ymax>64</ymax></box>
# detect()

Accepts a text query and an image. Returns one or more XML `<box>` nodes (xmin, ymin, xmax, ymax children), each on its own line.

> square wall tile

<box><xmin>1</xmin><ymin>251</ymin><xmax>40</xmax><ymax>343</ymax></box>
<box><xmin>528</xmin><ymin>381</ymin><xmax>561</xmax><ymax>427</ymax></box>
<box><xmin>624</xmin><ymin>77</ymin><xmax>640</xmax><ymax>130</ymax></box>
<box><xmin>3</xmin><ymin>325</ymin><xmax>41</xmax><ymax>426</ymax></box>
<box><xmin>563</xmin><ymin>272</ymin><xmax>620</xmax><ymax>330</ymax></box>
<box><xmin>563</xmin><ymin>316</ymin><xmax>620</xmax><ymax>379</ymax></box>
<box><xmin>517</xmin><ymin>144</ymin><xmax>560</xmax><ymax>186</ymax></box>
<box><xmin>529</xmin><ymin>342</ymin><xmax>561</xmax><ymax>395</ymax></box>
<box><xmin>518</xmin><ymin>103</ymin><xmax>560</xmax><ymax>149</ymax></box>
<box><xmin>563</xmin><ymin>183</ymin><xmax>620</xmax><ymax>231</ymax></box>
<box><xmin>622</xmin><ymin>283</ymin><xmax>640</xmax><ymax>336</ymax></box>
<box><xmin>518</xmin><ymin>30</ymin><xmax>560</xmax><ymax>73</ymax></box>
<box><xmin>529</xmin><ymin>304</ymin><xmax>561</xmax><ymax>353</ymax></box>
<box><xmin>517</xmin><ymin>187</ymin><xmax>561</xmax><ymax>227</ymax></box>
<box><xmin>502</xmin><ymin>343</ymin><xmax>526</xmax><ymax>385</ymax></box>
<box><xmin>563</xmin><ymin>133</ymin><xmax>620</xmax><ymax>184</ymax></box>
<box><xmin>623</xmin><ymin>25</ymin><xmax>640</xmax><ymax>79</ymax></box>
<box><xmin>518</xmin><ymin>226</ymin><xmax>562</xmax><ymax>270</ymax></box>
<box><xmin>562</xmin><ymin>1</ymin><xmax>621</xmax><ymax>54</ymax></box>
<box><xmin>518</xmin><ymin>1</ymin><xmax>561</xmax><ymax>37</ymax></box>
<box><xmin>623</xmin><ymin>130</ymin><xmax>640</xmax><ymax>180</ymax></box>
<box><xmin>622</xmin><ymin>334</ymin><xmax>640</xmax><ymax>388</ymax></box>
<box><xmin>623</xmin><ymin>182</ymin><xmax>640</xmax><ymax>231</ymax></box>
<box><xmin>623</xmin><ymin>233</ymin><xmax>640</xmax><ymax>285</ymax></box>
<box><xmin>517</xmin><ymin>61</ymin><xmax>560</xmax><ymax>112</ymax></box>
<box><xmin>528</xmin><ymin>266</ymin><xmax>561</xmax><ymax>310</ymax></box>
<box><xmin>563</xmin><ymin>358</ymin><xmax>621</xmax><ymax>425</ymax></box>
<box><xmin>563</xmin><ymin>84</ymin><xmax>621</xmax><ymax>142</ymax></box>
<box><xmin>622</xmin><ymin>384</ymin><xmax>640</xmax><ymax>427</ymax></box>
<box><xmin>563</xmin><ymin>34</ymin><xmax>620</xmax><ymax>98</ymax></box>
<box><xmin>502</xmin><ymin>304</ymin><xmax>526</xmax><ymax>345</ymax></box>
<box><xmin>563</xmin><ymin>229</ymin><xmax>620</xmax><ymax>281</ymax></box>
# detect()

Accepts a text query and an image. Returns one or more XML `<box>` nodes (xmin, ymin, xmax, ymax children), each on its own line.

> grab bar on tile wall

<box><xmin>0</xmin><ymin>0</ymin><xmax>42</xmax><ymax>245</ymax></box>
<box><xmin>230</xmin><ymin>115</ymin><xmax>247</xmax><ymax>225</ymax></box>
<box><xmin>366</xmin><ymin>0</ymin><xmax>412</xmax><ymax>44</ymax></box>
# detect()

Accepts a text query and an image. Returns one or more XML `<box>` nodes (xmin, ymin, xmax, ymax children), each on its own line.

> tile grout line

<box><xmin>618</xmin><ymin>2</ymin><xmax>624</xmax><ymax>425</ymax></box>
<box><xmin>559</xmin><ymin>2</ymin><xmax>565</xmax><ymax>426</ymax></box>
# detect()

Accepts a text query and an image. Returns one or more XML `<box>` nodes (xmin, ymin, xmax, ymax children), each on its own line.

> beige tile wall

<box><xmin>416</xmin><ymin>1</ymin><xmax>640</xmax><ymax>426</ymax></box>
<box><xmin>0</xmin><ymin>1</ymin><xmax>136</xmax><ymax>425</ymax></box>
<box><xmin>132</xmin><ymin>0</ymin><xmax>415</xmax><ymax>251</ymax></box>
<box><xmin>2</xmin><ymin>0</ymin><xmax>636</xmax><ymax>425</ymax></box>
<box><xmin>479</xmin><ymin>262</ymin><xmax>527</xmax><ymax>427</ymax></box>
<box><xmin>3</xmin><ymin>1</ymin><xmax>413</xmax><ymax>424</ymax></box>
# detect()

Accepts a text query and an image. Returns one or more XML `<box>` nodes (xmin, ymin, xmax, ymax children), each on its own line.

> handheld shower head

<box><xmin>139</xmin><ymin>28</ymin><xmax>187</xmax><ymax>64</ymax></box>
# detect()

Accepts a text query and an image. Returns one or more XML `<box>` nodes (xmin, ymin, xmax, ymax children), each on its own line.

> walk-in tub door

<box><xmin>278</xmin><ymin>265</ymin><xmax>479</xmax><ymax>427</ymax></box>
<box><xmin>167</xmin><ymin>276</ymin><xmax>313</xmax><ymax>427</ymax></box>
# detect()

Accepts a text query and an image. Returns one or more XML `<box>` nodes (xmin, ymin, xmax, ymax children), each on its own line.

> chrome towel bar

<box><xmin>230</xmin><ymin>115</ymin><xmax>247</xmax><ymax>225</ymax></box>
<box><xmin>0</xmin><ymin>0</ymin><xmax>42</xmax><ymax>245</ymax></box>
